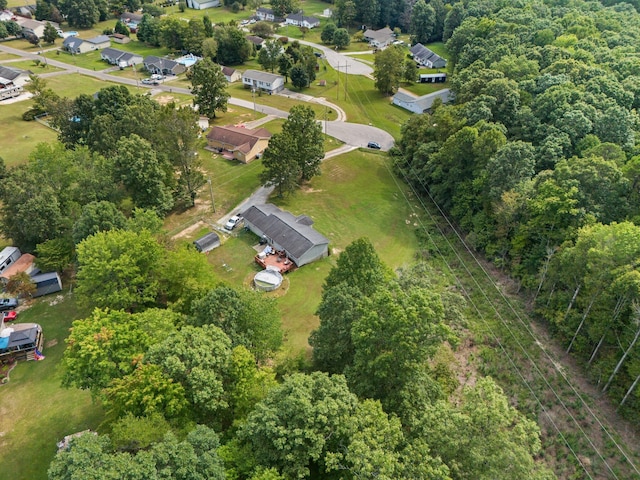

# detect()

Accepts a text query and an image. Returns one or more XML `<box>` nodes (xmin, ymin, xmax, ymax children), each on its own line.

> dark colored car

<box><xmin>367</xmin><ymin>141</ymin><xmax>381</xmax><ymax>149</ymax></box>
<box><xmin>0</xmin><ymin>298</ymin><xmax>18</xmax><ymax>311</ymax></box>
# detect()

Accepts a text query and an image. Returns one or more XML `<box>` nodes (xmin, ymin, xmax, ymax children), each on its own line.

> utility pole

<box><xmin>343</xmin><ymin>62</ymin><xmax>349</xmax><ymax>100</ymax></box>
<box><xmin>207</xmin><ymin>176</ymin><xmax>216</xmax><ymax>213</ymax></box>
<box><xmin>336</xmin><ymin>61</ymin><xmax>340</xmax><ymax>101</ymax></box>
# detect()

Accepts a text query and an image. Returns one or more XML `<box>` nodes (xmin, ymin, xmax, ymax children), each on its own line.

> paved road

<box><xmin>295</xmin><ymin>38</ymin><xmax>373</xmax><ymax>76</ymax></box>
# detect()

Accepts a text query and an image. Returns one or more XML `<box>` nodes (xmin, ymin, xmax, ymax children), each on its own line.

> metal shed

<box><xmin>194</xmin><ymin>232</ymin><xmax>221</xmax><ymax>253</ymax></box>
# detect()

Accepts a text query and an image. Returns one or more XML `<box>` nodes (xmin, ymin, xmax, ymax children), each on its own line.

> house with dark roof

<box><xmin>0</xmin><ymin>322</ymin><xmax>43</xmax><ymax>362</ymax></box>
<box><xmin>143</xmin><ymin>56</ymin><xmax>186</xmax><ymax>75</ymax></box>
<box><xmin>363</xmin><ymin>27</ymin><xmax>394</xmax><ymax>49</ymax></box>
<box><xmin>101</xmin><ymin>47</ymin><xmax>142</xmax><ymax>68</ymax></box>
<box><xmin>285</xmin><ymin>12</ymin><xmax>320</xmax><ymax>28</ymax></box>
<box><xmin>392</xmin><ymin>89</ymin><xmax>452</xmax><ymax>114</ymax></box>
<box><xmin>242</xmin><ymin>69</ymin><xmax>285</xmax><ymax>94</ymax></box>
<box><xmin>0</xmin><ymin>65</ymin><xmax>31</xmax><ymax>92</ymax></box>
<box><xmin>410</xmin><ymin>43</ymin><xmax>447</xmax><ymax>69</ymax></box>
<box><xmin>18</xmin><ymin>18</ymin><xmax>60</xmax><ymax>39</ymax></box>
<box><xmin>221</xmin><ymin>65</ymin><xmax>241</xmax><ymax>82</ymax></box>
<box><xmin>206</xmin><ymin>124</ymin><xmax>272</xmax><ymax>163</ymax></box>
<box><xmin>256</xmin><ymin>7</ymin><xmax>276</xmax><ymax>21</ymax></box>
<box><xmin>111</xmin><ymin>33</ymin><xmax>131</xmax><ymax>44</ymax></box>
<box><xmin>63</xmin><ymin>35</ymin><xmax>110</xmax><ymax>54</ymax></box>
<box><xmin>242</xmin><ymin>204</ymin><xmax>329</xmax><ymax>268</ymax></box>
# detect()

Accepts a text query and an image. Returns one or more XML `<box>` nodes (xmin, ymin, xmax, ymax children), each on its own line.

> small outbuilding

<box><xmin>30</xmin><ymin>271</ymin><xmax>63</xmax><ymax>297</ymax></box>
<box><xmin>193</xmin><ymin>232</ymin><xmax>220</xmax><ymax>253</ymax></box>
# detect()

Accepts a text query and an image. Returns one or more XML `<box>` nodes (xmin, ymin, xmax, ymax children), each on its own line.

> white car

<box><xmin>225</xmin><ymin>215</ymin><xmax>242</xmax><ymax>231</ymax></box>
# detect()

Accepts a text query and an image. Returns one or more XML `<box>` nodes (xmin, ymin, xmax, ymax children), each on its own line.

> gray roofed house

<box><xmin>247</xmin><ymin>35</ymin><xmax>264</xmax><ymax>47</ymax></box>
<box><xmin>392</xmin><ymin>89</ymin><xmax>453</xmax><ymax>114</ymax></box>
<box><xmin>221</xmin><ymin>65</ymin><xmax>241</xmax><ymax>82</ymax></box>
<box><xmin>63</xmin><ymin>35</ymin><xmax>110</xmax><ymax>54</ymax></box>
<box><xmin>285</xmin><ymin>12</ymin><xmax>320</xmax><ymax>28</ymax></box>
<box><xmin>101</xmin><ymin>47</ymin><xmax>143</xmax><ymax>67</ymax></box>
<box><xmin>363</xmin><ymin>27</ymin><xmax>394</xmax><ymax>49</ymax></box>
<box><xmin>143</xmin><ymin>56</ymin><xmax>186</xmax><ymax>75</ymax></box>
<box><xmin>0</xmin><ymin>322</ymin><xmax>43</xmax><ymax>361</ymax></box>
<box><xmin>256</xmin><ymin>7</ymin><xmax>282</xmax><ymax>22</ymax></box>
<box><xmin>62</xmin><ymin>35</ymin><xmax>84</xmax><ymax>53</ymax></box>
<box><xmin>242</xmin><ymin>69</ymin><xmax>285</xmax><ymax>94</ymax></box>
<box><xmin>410</xmin><ymin>43</ymin><xmax>447</xmax><ymax>69</ymax></box>
<box><xmin>0</xmin><ymin>65</ymin><xmax>31</xmax><ymax>86</ymax></box>
<box><xmin>242</xmin><ymin>204</ymin><xmax>329</xmax><ymax>267</ymax></box>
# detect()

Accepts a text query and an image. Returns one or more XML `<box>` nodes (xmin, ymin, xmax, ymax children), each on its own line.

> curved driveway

<box><xmin>295</xmin><ymin>38</ymin><xmax>373</xmax><ymax>76</ymax></box>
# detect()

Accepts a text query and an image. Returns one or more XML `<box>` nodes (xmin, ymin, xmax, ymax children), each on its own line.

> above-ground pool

<box><xmin>175</xmin><ymin>54</ymin><xmax>201</xmax><ymax>67</ymax></box>
<box><xmin>254</xmin><ymin>268</ymin><xmax>283</xmax><ymax>292</ymax></box>
<box><xmin>61</xmin><ymin>31</ymin><xmax>78</xmax><ymax>38</ymax></box>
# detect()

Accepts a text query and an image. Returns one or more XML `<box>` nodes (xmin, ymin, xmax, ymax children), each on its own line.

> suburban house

<box><xmin>221</xmin><ymin>65</ymin><xmax>241</xmax><ymax>82</ymax></box>
<box><xmin>256</xmin><ymin>7</ymin><xmax>276</xmax><ymax>21</ymax></box>
<box><xmin>0</xmin><ymin>320</ymin><xmax>44</xmax><ymax>362</ymax></box>
<box><xmin>420</xmin><ymin>73</ymin><xmax>447</xmax><ymax>83</ymax></box>
<box><xmin>193</xmin><ymin>232</ymin><xmax>220</xmax><ymax>253</ymax></box>
<box><xmin>392</xmin><ymin>89</ymin><xmax>452</xmax><ymax>114</ymax></box>
<box><xmin>246</xmin><ymin>35</ymin><xmax>264</xmax><ymax>48</ymax></box>
<box><xmin>206</xmin><ymin>124</ymin><xmax>272</xmax><ymax>163</ymax></box>
<box><xmin>285</xmin><ymin>12</ymin><xmax>320</xmax><ymax>28</ymax></box>
<box><xmin>101</xmin><ymin>47</ymin><xmax>142</xmax><ymax>68</ymax></box>
<box><xmin>242</xmin><ymin>69</ymin><xmax>285</xmax><ymax>94</ymax></box>
<box><xmin>242</xmin><ymin>204</ymin><xmax>330</xmax><ymax>268</ymax></box>
<box><xmin>111</xmin><ymin>33</ymin><xmax>131</xmax><ymax>44</ymax></box>
<box><xmin>186</xmin><ymin>0</ymin><xmax>220</xmax><ymax>8</ymax></box>
<box><xmin>410</xmin><ymin>43</ymin><xmax>447</xmax><ymax>69</ymax></box>
<box><xmin>63</xmin><ymin>35</ymin><xmax>110</xmax><ymax>54</ymax></box>
<box><xmin>0</xmin><ymin>65</ymin><xmax>31</xmax><ymax>99</ymax></box>
<box><xmin>0</xmin><ymin>253</ymin><xmax>36</xmax><ymax>283</ymax></box>
<box><xmin>0</xmin><ymin>247</ymin><xmax>22</xmax><ymax>274</ymax></box>
<box><xmin>30</xmin><ymin>272</ymin><xmax>63</xmax><ymax>297</ymax></box>
<box><xmin>143</xmin><ymin>56</ymin><xmax>186</xmax><ymax>75</ymax></box>
<box><xmin>18</xmin><ymin>19</ymin><xmax>60</xmax><ymax>39</ymax></box>
<box><xmin>363</xmin><ymin>27</ymin><xmax>394</xmax><ymax>49</ymax></box>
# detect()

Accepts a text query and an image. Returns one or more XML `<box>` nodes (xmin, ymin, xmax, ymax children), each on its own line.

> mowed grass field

<box><xmin>0</xmin><ymin>294</ymin><xmax>103</xmax><ymax>480</ymax></box>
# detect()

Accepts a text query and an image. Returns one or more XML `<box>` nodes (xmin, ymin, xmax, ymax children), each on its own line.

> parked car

<box><xmin>225</xmin><ymin>215</ymin><xmax>242</xmax><ymax>231</ymax></box>
<box><xmin>2</xmin><ymin>311</ymin><xmax>17</xmax><ymax>321</ymax></box>
<box><xmin>0</xmin><ymin>298</ymin><xmax>18</xmax><ymax>311</ymax></box>
<box><xmin>150</xmin><ymin>74</ymin><xmax>165</xmax><ymax>80</ymax></box>
<box><xmin>367</xmin><ymin>141</ymin><xmax>381</xmax><ymax>149</ymax></box>
<box><xmin>141</xmin><ymin>78</ymin><xmax>153</xmax><ymax>84</ymax></box>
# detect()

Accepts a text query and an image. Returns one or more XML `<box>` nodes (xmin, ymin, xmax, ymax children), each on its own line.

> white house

<box><xmin>363</xmin><ymin>27</ymin><xmax>394</xmax><ymax>49</ymax></box>
<box><xmin>63</xmin><ymin>35</ymin><xmax>110</xmax><ymax>54</ymax></box>
<box><xmin>285</xmin><ymin>12</ymin><xmax>320</xmax><ymax>29</ymax></box>
<box><xmin>186</xmin><ymin>0</ymin><xmax>220</xmax><ymax>9</ymax></box>
<box><xmin>256</xmin><ymin>7</ymin><xmax>277</xmax><ymax>22</ymax></box>
<box><xmin>242</xmin><ymin>69</ymin><xmax>285</xmax><ymax>94</ymax></box>
<box><xmin>392</xmin><ymin>89</ymin><xmax>452</xmax><ymax>115</ymax></box>
<box><xmin>101</xmin><ymin>47</ymin><xmax>143</xmax><ymax>68</ymax></box>
<box><xmin>19</xmin><ymin>19</ymin><xmax>60</xmax><ymax>39</ymax></box>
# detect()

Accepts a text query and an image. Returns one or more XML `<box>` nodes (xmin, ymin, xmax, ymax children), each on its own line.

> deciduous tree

<box><xmin>373</xmin><ymin>45</ymin><xmax>404</xmax><ymax>95</ymax></box>
<box><xmin>189</xmin><ymin>57</ymin><xmax>230</xmax><ymax>119</ymax></box>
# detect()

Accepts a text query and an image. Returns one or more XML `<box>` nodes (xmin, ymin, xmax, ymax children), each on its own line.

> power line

<box><xmin>382</xmin><ymin>159</ymin><xmax>633</xmax><ymax>479</ymax></box>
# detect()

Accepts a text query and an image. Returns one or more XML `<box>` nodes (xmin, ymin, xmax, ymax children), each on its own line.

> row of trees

<box><xmin>50</xmin><ymin>237</ymin><xmax>553</xmax><ymax>479</ymax></box>
<box><xmin>393</xmin><ymin>0</ymin><xmax>640</xmax><ymax>417</ymax></box>
<box><xmin>257</xmin><ymin>39</ymin><xmax>318</xmax><ymax>90</ymax></box>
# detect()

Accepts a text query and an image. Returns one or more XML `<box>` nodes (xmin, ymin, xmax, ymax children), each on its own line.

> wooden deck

<box><xmin>255</xmin><ymin>251</ymin><xmax>296</xmax><ymax>273</ymax></box>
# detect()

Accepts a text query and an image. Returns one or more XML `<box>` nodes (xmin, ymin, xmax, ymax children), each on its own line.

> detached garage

<box><xmin>242</xmin><ymin>204</ymin><xmax>329</xmax><ymax>267</ymax></box>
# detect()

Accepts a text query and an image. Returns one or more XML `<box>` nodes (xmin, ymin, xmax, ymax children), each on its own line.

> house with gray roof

<box><xmin>0</xmin><ymin>322</ymin><xmax>43</xmax><ymax>362</ymax></box>
<box><xmin>242</xmin><ymin>69</ymin><xmax>284</xmax><ymax>94</ymax></box>
<box><xmin>363</xmin><ymin>27</ymin><xmax>394</xmax><ymax>49</ymax></box>
<box><xmin>242</xmin><ymin>204</ymin><xmax>329</xmax><ymax>267</ymax></box>
<box><xmin>392</xmin><ymin>89</ymin><xmax>453</xmax><ymax>114</ymax></box>
<box><xmin>63</xmin><ymin>35</ymin><xmax>110</xmax><ymax>54</ymax></box>
<box><xmin>143</xmin><ymin>56</ymin><xmax>186</xmax><ymax>75</ymax></box>
<box><xmin>101</xmin><ymin>47</ymin><xmax>142</xmax><ymax>68</ymax></box>
<box><xmin>0</xmin><ymin>65</ymin><xmax>31</xmax><ymax>87</ymax></box>
<box><xmin>285</xmin><ymin>12</ymin><xmax>320</xmax><ymax>28</ymax></box>
<box><xmin>410</xmin><ymin>43</ymin><xmax>447</xmax><ymax>69</ymax></box>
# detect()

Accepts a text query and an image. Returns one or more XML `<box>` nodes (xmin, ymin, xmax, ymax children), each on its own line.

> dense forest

<box><xmin>394</xmin><ymin>0</ymin><xmax>640</xmax><ymax>420</ymax></box>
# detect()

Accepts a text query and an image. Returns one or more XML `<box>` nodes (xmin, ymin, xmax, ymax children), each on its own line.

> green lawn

<box><xmin>205</xmin><ymin>149</ymin><xmax>422</xmax><ymax>352</ymax></box>
<box><xmin>0</xmin><ymin>294</ymin><xmax>103</xmax><ymax>480</ymax></box>
<box><xmin>0</xmin><ymin>52</ymin><xmax>20</xmax><ymax>61</ymax></box>
<box><xmin>7</xmin><ymin>59</ymin><xmax>63</xmax><ymax>73</ymax></box>
<box><xmin>43</xmin><ymin>49</ymin><xmax>109</xmax><ymax>71</ymax></box>
<box><xmin>402</xmin><ymin>81</ymin><xmax>450</xmax><ymax>97</ymax></box>
<box><xmin>0</xmin><ymin>99</ymin><xmax>57</xmax><ymax>166</ymax></box>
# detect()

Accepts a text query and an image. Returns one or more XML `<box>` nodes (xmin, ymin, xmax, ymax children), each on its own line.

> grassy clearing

<box><xmin>0</xmin><ymin>52</ymin><xmax>20</xmax><ymax>61</ymax></box>
<box><xmin>45</xmin><ymin>73</ymin><xmax>137</xmax><ymax>97</ymax></box>
<box><xmin>0</xmin><ymin>98</ymin><xmax>57</xmax><ymax>166</ymax></box>
<box><xmin>402</xmin><ymin>80</ymin><xmax>450</xmax><ymax>97</ymax></box>
<box><xmin>44</xmin><ymin>49</ymin><xmax>109</xmax><ymax>71</ymax></box>
<box><xmin>0</xmin><ymin>294</ymin><xmax>103</xmax><ymax>480</ymax></box>
<box><xmin>7</xmin><ymin>59</ymin><xmax>63</xmax><ymax>73</ymax></box>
